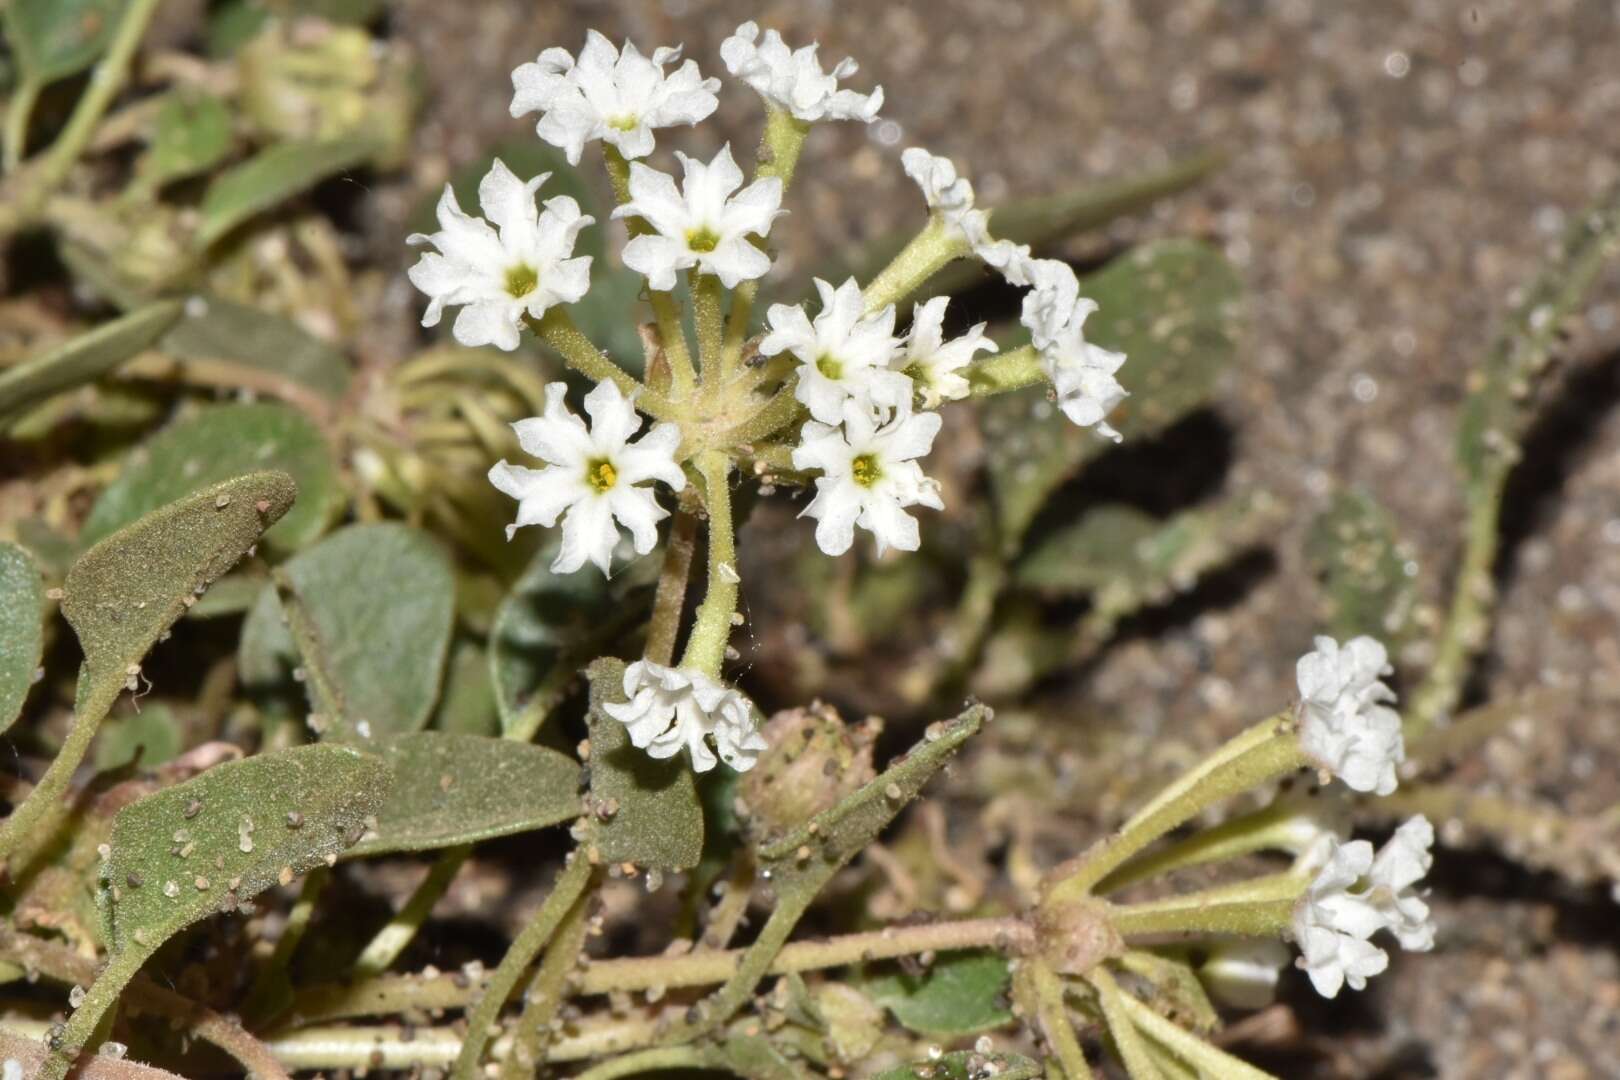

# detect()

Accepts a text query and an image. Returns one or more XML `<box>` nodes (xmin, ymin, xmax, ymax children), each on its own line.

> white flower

<box><xmin>1199</xmin><ymin>940</ymin><xmax>1291</xmax><ymax>1009</ymax></box>
<box><xmin>900</xmin><ymin>148</ymin><xmax>992</xmax><ymax>248</ymax></box>
<box><xmin>602</xmin><ymin>660</ymin><xmax>768</xmax><ymax>773</ymax></box>
<box><xmin>895</xmin><ymin>296</ymin><xmax>996</xmax><ymax>408</ymax></box>
<box><xmin>1018</xmin><ymin>258</ymin><xmax>1081</xmax><ymax>349</ymax></box>
<box><xmin>1291</xmin><ymin>817</ymin><xmax>1436</xmax><ymax>998</ymax></box>
<box><xmin>1296</xmin><ymin>635</ymin><xmax>1406</xmax><ymax>796</ymax></box>
<box><xmin>792</xmin><ymin>401</ymin><xmax>943</xmax><ymax>557</ymax></box>
<box><xmin>762</xmin><ymin>278</ymin><xmax>910</xmax><ymax>424</ymax></box>
<box><xmin>612</xmin><ymin>144</ymin><xmax>783</xmax><ymax>290</ymax></box>
<box><xmin>407</xmin><ymin>160</ymin><xmax>593</xmax><ymax>351</ymax></box>
<box><xmin>979</xmin><ymin>237</ymin><xmax>1036</xmax><ymax>286</ymax></box>
<box><xmin>510</xmin><ymin>31</ymin><xmax>720</xmax><ymax>166</ymax></box>
<box><xmin>720</xmin><ymin>21</ymin><xmax>883</xmax><ymax>123</ymax></box>
<box><xmin>1037</xmin><ymin>296</ymin><xmax>1129</xmax><ymax>441</ymax></box>
<box><xmin>488</xmin><ymin>381</ymin><xmax>685</xmax><ymax>576</ymax></box>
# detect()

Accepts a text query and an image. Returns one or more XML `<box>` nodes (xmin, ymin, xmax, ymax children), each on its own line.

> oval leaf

<box><xmin>82</xmin><ymin>402</ymin><xmax>337</xmax><ymax>553</ymax></box>
<box><xmin>0</xmin><ymin>301</ymin><xmax>183</xmax><ymax>430</ymax></box>
<box><xmin>0</xmin><ymin>541</ymin><xmax>45</xmax><ymax>735</ymax></box>
<box><xmin>584</xmin><ymin>658</ymin><xmax>703</xmax><ymax>871</ymax></box>
<box><xmin>984</xmin><ymin>240</ymin><xmax>1243</xmax><ymax>549</ymax></box>
<box><xmin>277</xmin><ymin>523</ymin><xmax>455</xmax><ymax>740</ymax></box>
<box><xmin>2</xmin><ymin>0</ymin><xmax>123</xmax><ymax>84</ymax></box>
<box><xmin>63</xmin><ymin>471</ymin><xmax>296</xmax><ymax>690</ymax></box>
<box><xmin>346</xmin><ymin>732</ymin><xmax>580</xmax><ymax>858</ymax></box>
<box><xmin>198</xmin><ymin>138</ymin><xmax>376</xmax><ymax>247</ymax></box>
<box><xmin>136</xmin><ymin>89</ymin><xmax>233</xmax><ymax>192</ymax></box>
<box><xmin>159</xmin><ymin>295</ymin><xmax>352</xmax><ymax>407</ymax></box>
<box><xmin>1306</xmin><ymin>489</ymin><xmax>1418</xmax><ymax>644</ymax></box>
<box><xmin>103</xmin><ymin>743</ymin><xmax>389</xmax><ymax>959</ymax></box>
<box><xmin>865</xmin><ymin>952</ymin><xmax>1014</xmax><ymax>1037</ymax></box>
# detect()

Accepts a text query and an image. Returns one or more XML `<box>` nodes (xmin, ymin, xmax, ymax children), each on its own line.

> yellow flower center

<box><xmin>851</xmin><ymin>453</ymin><xmax>882</xmax><ymax>488</ymax></box>
<box><xmin>816</xmin><ymin>354</ymin><xmax>844</xmax><ymax>380</ymax></box>
<box><xmin>685</xmin><ymin>226</ymin><xmax>720</xmax><ymax>253</ymax></box>
<box><xmin>586</xmin><ymin>458</ymin><xmax>618</xmax><ymax>493</ymax></box>
<box><xmin>505</xmin><ymin>263</ymin><xmax>539</xmax><ymax>299</ymax></box>
<box><xmin>608</xmin><ymin>114</ymin><xmax>639</xmax><ymax>131</ymax></box>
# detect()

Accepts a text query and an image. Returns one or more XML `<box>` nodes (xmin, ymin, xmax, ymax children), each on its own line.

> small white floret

<box><xmin>894</xmin><ymin>297</ymin><xmax>996</xmax><ymax>408</ymax></box>
<box><xmin>602</xmin><ymin>660</ymin><xmax>768</xmax><ymax>773</ymax></box>
<box><xmin>613</xmin><ymin>144</ymin><xmax>783</xmax><ymax>291</ymax></box>
<box><xmin>1199</xmin><ymin>940</ymin><xmax>1291</xmax><ymax>1009</ymax></box>
<box><xmin>488</xmin><ymin>381</ymin><xmax>685</xmax><ymax>576</ymax></box>
<box><xmin>407</xmin><ymin>160</ymin><xmax>593</xmax><ymax>351</ymax></box>
<box><xmin>1034</xmin><ymin>294</ymin><xmax>1129</xmax><ymax>440</ymax></box>
<box><xmin>762</xmin><ymin>277</ymin><xmax>910</xmax><ymax>424</ymax></box>
<box><xmin>720</xmin><ymin>21</ymin><xmax>883</xmax><ymax>123</ymax></box>
<box><xmin>511</xmin><ymin>31</ymin><xmax>720</xmax><ymax>166</ymax></box>
<box><xmin>792</xmin><ymin>401</ymin><xmax>944</xmax><ymax>558</ymax></box>
<box><xmin>1296</xmin><ymin>635</ymin><xmax>1406</xmax><ymax>796</ymax></box>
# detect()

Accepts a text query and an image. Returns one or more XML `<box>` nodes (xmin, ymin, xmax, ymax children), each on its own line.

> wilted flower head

<box><xmin>1296</xmin><ymin>635</ymin><xmax>1405</xmax><ymax>796</ymax></box>
<box><xmin>613</xmin><ymin>144</ymin><xmax>783</xmax><ymax>290</ymax></box>
<box><xmin>894</xmin><ymin>296</ymin><xmax>996</xmax><ymax>408</ymax></box>
<box><xmin>407</xmin><ymin>160</ymin><xmax>593</xmax><ymax>350</ymax></box>
<box><xmin>901</xmin><ymin>148</ymin><xmax>991</xmax><ymax>249</ymax></box>
<box><xmin>792</xmin><ymin>401</ymin><xmax>943</xmax><ymax>557</ymax></box>
<box><xmin>1291</xmin><ymin>816</ymin><xmax>1435</xmax><ymax>998</ymax></box>
<box><xmin>488</xmin><ymin>381</ymin><xmax>684</xmax><ymax>576</ymax></box>
<box><xmin>510</xmin><ymin>31</ymin><xmax>719</xmax><ymax>165</ymax></box>
<box><xmin>762</xmin><ymin>277</ymin><xmax>909</xmax><ymax>424</ymax></box>
<box><xmin>720</xmin><ymin>21</ymin><xmax>883</xmax><ymax>123</ymax></box>
<box><xmin>602</xmin><ymin>660</ymin><xmax>767</xmax><ymax>773</ymax></box>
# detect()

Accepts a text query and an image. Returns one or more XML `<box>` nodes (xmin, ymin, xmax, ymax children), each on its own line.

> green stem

<box><xmin>266</xmin><ymin>1015</ymin><xmax>664</xmax><ymax>1071</ymax></box>
<box><xmin>352</xmin><ymin>846</ymin><xmax>471</xmax><ymax>977</ymax></box>
<box><xmin>15</xmin><ymin>0</ymin><xmax>164</xmax><ymax>223</ymax></box>
<box><xmin>37</xmin><ymin>947</ymin><xmax>148</xmax><ymax>1080</ymax></box>
<box><xmin>499</xmin><ymin>866</ymin><xmax>600</xmax><ymax>1080</ymax></box>
<box><xmin>693</xmin><ymin>272</ymin><xmax>727</xmax><ymax>383</ymax></box>
<box><xmin>1116</xmin><ymin>991</ymin><xmax>1281</xmax><ymax>1080</ymax></box>
<box><xmin>602</xmin><ymin>145</ymin><xmax>697</xmax><ymax>397</ymax></box>
<box><xmin>530</xmin><ymin>309</ymin><xmax>671</xmax><ymax>418</ymax></box>
<box><xmin>3</xmin><ymin>78</ymin><xmax>42</xmax><ymax>172</ymax></box>
<box><xmin>968</xmin><ymin>346</ymin><xmax>1045</xmax><ymax>397</ymax></box>
<box><xmin>1089</xmin><ymin>967</ymin><xmax>1164</xmax><ymax>1080</ymax></box>
<box><xmin>244</xmin><ymin>866</ymin><xmax>330</xmax><ymax>1025</ymax></box>
<box><xmin>678</xmin><ymin>452</ymin><xmax>737</xmax><ymax>678</ymax></box>
<box><xmin>1026</xmin><ymin>961</ymin><xmax>1096</xmax><ymax>1080</ymax></box>
<box><xmin>711</xmin><ymin>377</ymin><xmax>802</xmax><ymax>451</ymax></box>
<box><xmin>1094</xmin><ymin>799</ymin><xmax>1329</xmax><ymax>895</ymax></box>
<box><xmin>1109</xmin><ymin>874</ymin><xmax>1301</xmax><ymax>938</ymax></box>
<box><xmin>1405</xmin><ymin>493</ymin><xmax>1496</xmax><ymax>739</ymax></box>
<box><xmin>644</xmin><ymin>511</ymin><xmax>698</xmax><ymax>666</ymax></box>
<box><xmin>861</xmin><ymin>217</ymin><xmax>970</xmax><ymax>315</ymax></box>
<box><xmin>452</xmin><ymin>852</ymin><xmax>594</xmax><ymax>1079</ymax></box>
<box><xmin>572</xmin><ymin>1047</ymin><xmax>711</xmax><ymax>1080</ymax></box>
<box><xmin>0</xmin><ymin>675</ymin><xmax>123</xmax><ymax>866</ymax></box>
<box><xmin>1044</xmin><ymin>714</ymin><xmax>1304</xmax><ymax>903</ymax></box>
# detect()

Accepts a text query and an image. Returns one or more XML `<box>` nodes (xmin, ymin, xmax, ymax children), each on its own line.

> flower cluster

<box><xmin>1295</xmin><ymin>634</ymin><xmax>1406</xmax><ymax>795</ymax></box>
<box><xmin>1291</xmin><ymin>816</ymin><xmax>1437</xmax><ymax>997</ymax></box>
<box><xmin>406</xmin><ymin>23</ymin><xmax>1134</xmax><ymax>772</ymax></box>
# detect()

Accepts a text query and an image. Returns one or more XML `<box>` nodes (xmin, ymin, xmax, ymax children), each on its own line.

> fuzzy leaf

<box><xmin>0</xmin><ymin>301</ymin><xmax>183</xmax><ymax>430</ymax></box>
<box><xmin>0</xmin><ymin>542</ymin><xmax>45</xmax><ymax>735</ymax></box>
<box><xmin>82</xmin><ymin>402</ymin><xmax>337</xmax><ymax>554</ymax></box>
<box><xmin>2</xmin><ymin>0</ymin><xmax>123</xmax><ymax>85</ymax></box>
<box><xmin>160</xmin><ymin>295</ymin><xmax>352</xmax><ymax>407</ymax></box>
<box><xmin>435</xmin><ymin>640</ymin><xmax>500</xmax><ymax>736</ymax></box>
<box><xmin>870</xmin><ymin>1050</ymin><xmax>1041</xmax><ymax>1080</ymax></box>
<box><xmin>94</xmin><ymin>704</ymin><xmax>183</xmax><ymax>772</ymax></box>
<box><xmin>276</xmin><ymin>523</ymin><xmax>456</xmax><ymax>741</ymax></box>
<box><xmin>63</xmin><ymin>471</ymin><xmax>295</xmax><ymax>691</ymax></box>
<box><xmin>198</xmin><ymin>138</ymin><xmax>377</xmax><ymax>247</ymax></box>
<box><xmin>346</xmin><ymin>732</ymin><xmax>580</xmax><ymax>857</ymax></box>
<box><xmin>865</xmin><ymin>951</ymin><xmax>1014</xmax><ymax>1037</ymax></box>
<box><xmin>103</xmin><ymin>743</ymin><xmax>389</xmax><ymax>957</ymax></box>
<box><xmin>984</xmin><ymin>240</ymin><xmax>1243</xmax><ymax>550</ymax></box>
<box><xmin>1305</xmin><ymin>489</ymin><xmax>1418</xmax><ymax>644</ymax></box>
<box><xmin>490</xmin><ymin>537</ymin><xmax>655</xmax><ymax>734</ymax></box>
<box><xmin>136</xmin><ymin>89</ymin><xmax>233</xmax><ymax>191</ymax></box>
<box><xmin>584</xmin><ymin>657</ymin><xmax>703</xmax><ymax>871</ymax></box>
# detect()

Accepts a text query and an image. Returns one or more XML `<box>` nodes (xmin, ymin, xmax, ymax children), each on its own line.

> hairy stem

<box><xmin>644</xmin><ymin>511</ymin><xmax>699</xmax><ymax>666</ymax></box>
<box><xmin>678</xmin><ymin>452</ymin><xmax>737</xmax><ymax>678</ymax></box>
<box><xmin>1094</xmin><ymin>799</ymin><xmax>1324</xmax><ymax>895</ymax></box>
<box><xmin>452</xmin><ymin>852</ymin><xmax>594</xmax><ymax>1079</ymax></box>
<box><xmin>531</xmin><ymin>309</ymin><xmax>672</xmax><ymax>418</ymax></box>
<box><xmin>862</xmin><ymin>217</ymin><xmax>970</xmax><ymax>315</ymax></box>
<box><xmin>352</xmin><ymin>845</ymin><xmax>472</xmax><ymax>977</ymax></box>
<box><xmin>0</xmin><ymin>675</ymin><xmax>123</xmax><ymax>866</ymax></box>
<box><xmin>3</xmin><ymin>78</ymin><xmax>41</xmax><ymax>172</ymax></box>
<box><xmin>693</xmin><ymin>272</ymin><xmax>727</xmax><ymax>382</ymax></box>
<box><xmin>499</xmin><ymin>867</ymin><xmax>601</xmax><ymax>1080</ymax></box>
<box><xmin>1089</xmin><ymin>966</ymin><xmax>1164</xmax><ymax>1080</ymax></box>
<box><xmin>244</xmin><ymin>866</ymin><xmax>330</xmax><ymax>1025</ymax></box>
<box><xmin>572</xmin><ymin>1047</ymin><xmax>712</xmax><ymax>1080</ymax></box>
<box><xmin>969</xmin><ymin>346</ymin><xmax>1045</xmax><ymax>397</ymax></box>
<box><xmin>720</xmin><ymin>105</ymin><xmax>809</xmax><ymax>372</ymax></box>
<box><xmin>39</xmin><ymin>948</ymin><xmax>149</xmax><ymax>1080</ymax></box>
<box><xmin>1115</xmin><ymin>991</ymin><xmax>1280</xmax><ymax>1080</ymax></box>
<box><xmin>1026</xmin><ymin>961</ymin><xmax>1096</xmax><ymax>1080</ymax></box>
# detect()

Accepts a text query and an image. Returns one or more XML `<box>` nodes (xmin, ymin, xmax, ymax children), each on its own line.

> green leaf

<box><xmin>584</xmin><ymin>658</ymin><xmax>703</xmax><ymax>871</ymax></box>
<box><xmin>870</xmin><ymin>1050</ymin><xmax>1041</xmax><ymax>1080</ymax></box>
<box><xmin>182</xmin><ymin>569</ymin><xmax>266</xmax><ymax>619</ymax></box>
<box><xmin>197</xmin><ymin>138</ymin><xmax>376</xmax><ymax>248</ymax></box>
<box><xmin>159</xmin><ymin>295</ymin><xmax>352</xmax><ymax>407</ymax></box>
<box><xmin>0</xmin><ymin>542</ymin><xmax>45</xmax><ymax>735</ymax></box>
<box><xmin>0</xmin><ymin>301</ymin><xmax>183</xmax><ymax>430</ymax></box>
<box><xmin>434</xmin><ymin>640</ymin><xmax>499</xmax><ymax>735</ymax></box>
<box><xmin>64</xmin><ymin>471</ymin><xmax>296</xmax><ymax>692</ymax></box>
<box><xmin>490</xmin><ymin>537</ymin><xmax>655</xmax><ymax>736</ymax></box>
<box><xmin>276</xmin><ymin>524</ymin><xmax>456</xmax><ymax>741</ymax></box>
<box><xmin>1305</xmin><ymin>489</ymin><xmax>1418</xmax><ymax>644</ymax></box>
<box><xmin>2</xmin><ymin>0</ymin><xmax>123</xmax><ymax>85</ymax></box>
<box><xmin>135</xmin><ymin>89</ymin><xmax>233</xmax><ymax>192</ymax></box>
<box><xmin>345</xmin><ymin>732</ymin><xmax>580</xmax><ymax>858</ymax></box>
<box><xmin>985</xmin><ymin>239</ymin><xmax>1243</xmax><ymax>550</ymax></box>
<box><xmin>82</xmin><ymin>402</ymin><xmax>336</xmax><ymax>554</ymax></box>
<box><xmin>865</xmin><ymin>951</ymin><xmax>1014</xmax><ymax>1037</ymax></box>
<box><xmin>94</xmin><ymin>704</ymin><xmax>182</xmax><ymax>772</ymax></box>
<box><xmin>103</xmin><ymin>743</ymin><xmax>389</xmax><ymax>959</ymax></box>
